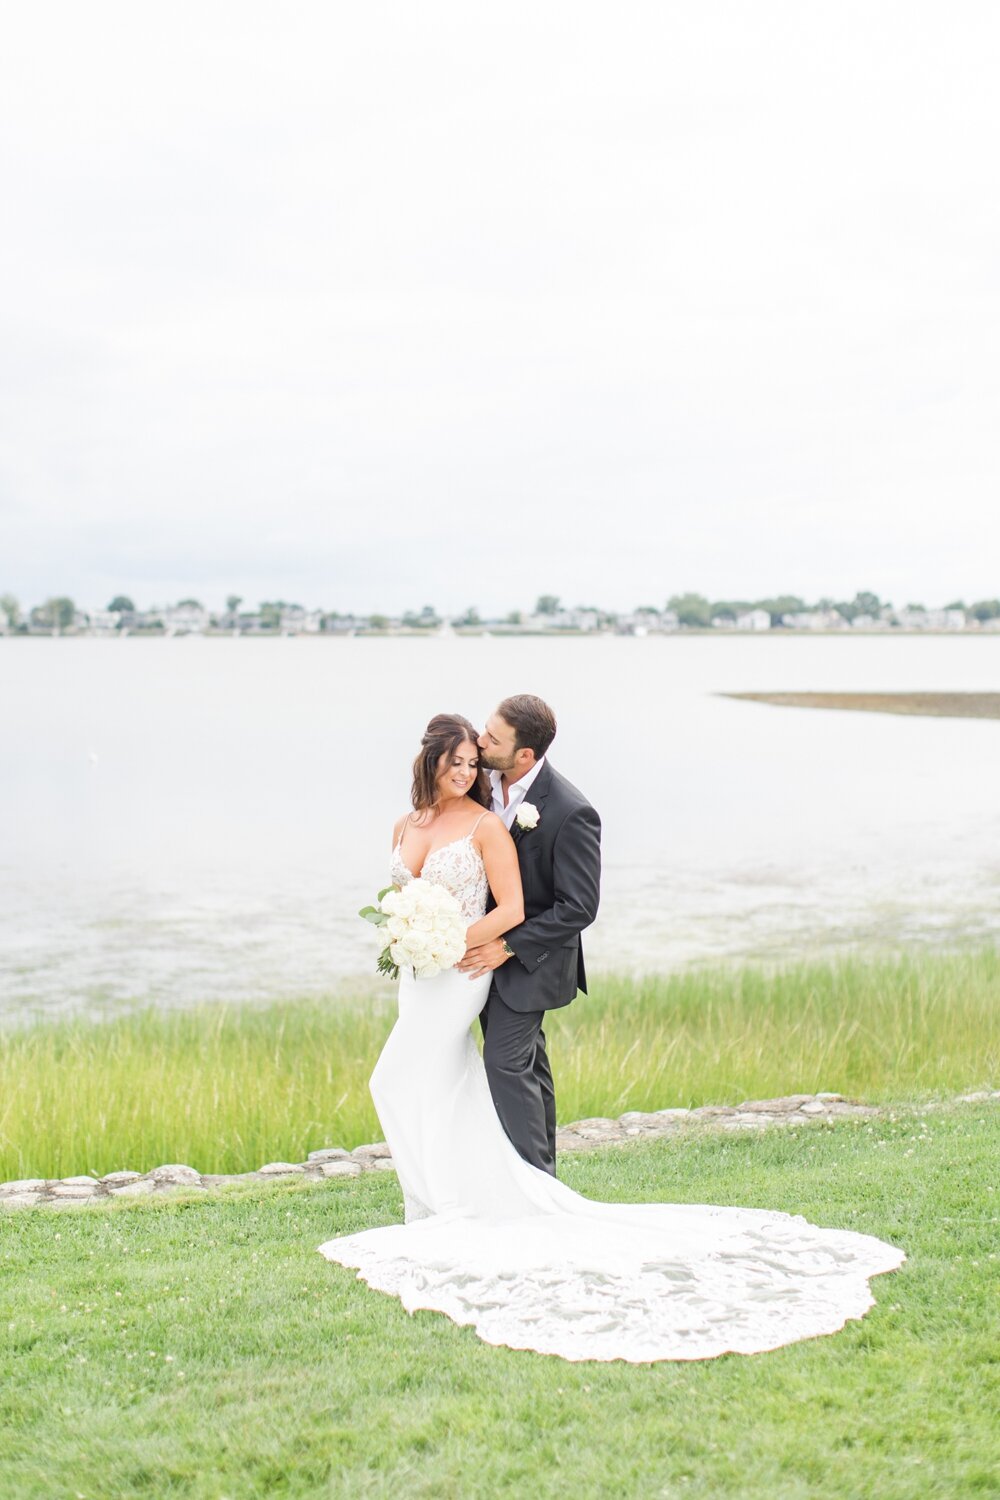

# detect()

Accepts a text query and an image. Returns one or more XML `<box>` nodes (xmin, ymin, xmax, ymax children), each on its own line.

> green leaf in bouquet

<box><xmin>377</xmin><ymin>947</ymin><xmax>400</xmax><ymax>980</ymax></box>
<box><xmin>378</xmin><ymin>885</ymin><xmax>396</xmax><ymax>901</ymax></box>
<box><xmin>358</xmin><ymin>905</ymin><xmax>382</xmax><ymax>923</ymax></box>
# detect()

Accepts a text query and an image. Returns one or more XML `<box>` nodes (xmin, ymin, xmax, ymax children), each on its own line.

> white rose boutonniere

<box><xmin>515</xmin><ymin>801</ymin><xmax>540</xmax><ymax>831</ymax></box>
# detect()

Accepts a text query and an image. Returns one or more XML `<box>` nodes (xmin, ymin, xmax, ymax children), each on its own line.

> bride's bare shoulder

<box><xmin>391</xmin><ymin>811</ymin><xmax>412</xmax><ymax>849</ymax></box>
<box><xmin>473</xmin><ymin>809</ymin><xmax>512</xmax><ymax>844</ymax></box>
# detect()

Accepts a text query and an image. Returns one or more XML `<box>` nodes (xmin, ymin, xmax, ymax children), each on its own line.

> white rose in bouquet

<box><xmin>359</xmin><ymin>877</ymin><xmax>467</xmax><ymax>980</ymax></box>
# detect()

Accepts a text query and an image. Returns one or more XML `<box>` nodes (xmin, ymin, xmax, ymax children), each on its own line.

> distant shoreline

<box><xmin>722</xmin><ymin>691</ymin><xmax>1000</xmax><ymax>720</ymax></box>
<box><xmin>4</xmin><ymin>627</ymin><xmax>1000</xmax><ymax>641</ymax></box>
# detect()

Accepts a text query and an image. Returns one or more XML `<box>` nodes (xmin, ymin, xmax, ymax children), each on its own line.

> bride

<box><xmin>318</xmin><ymin>711</ymin><xmax>905</xmax><ymax>1363</ymax></box>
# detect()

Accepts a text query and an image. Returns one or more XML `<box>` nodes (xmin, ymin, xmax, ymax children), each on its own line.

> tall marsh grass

<box><xmin>2</xmin><ymin>950</ymin><xmax>997</xmax><ymax>1180</ymax></box>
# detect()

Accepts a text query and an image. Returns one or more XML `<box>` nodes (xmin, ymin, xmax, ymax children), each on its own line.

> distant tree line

<box><xmin>663</xmin><ymin>590</ymin><xmax>891</xmax><ymax>627</ymax></box>
<box><xmin>663</xmin><ymin>590</ymin><xmax>1000</xmax><ymax>627</ymax></box>
<box><xmin>3</xmin><ymin>588</ymin><xmax>1000</xmax><ymax>634</ymax></box>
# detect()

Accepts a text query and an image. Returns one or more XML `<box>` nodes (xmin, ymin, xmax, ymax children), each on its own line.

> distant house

<box><xmin>894</xmin><ymin>607</ymin><xmax>927</xmax><ymax>629</ymax></box>
<box><xmin>618</xmin><ymin>609</ymin><xmax>677</xmax><ymax>635</ymax></box>
<box><xmin>545</xmin><ymin>608</ymin><xmax>600</xmax><ymax>631</ymax></box>
<box><xmin>279</xmin><ymin>605</ymin><xmax>308</xmax><ymax>631</ymax></box>
<box><xmin>781</xmin><ymin>609</ymin><xmax>848</xmax><ymax>630</ymax></box>
<box><xmin>893</xmin><ymin>607</ymin><xmax>966</xmax><ymax>631</ymax></box>
<box><xmin>89</xmin><ymin>609</ymin><xmax>122</xmax><ymax>634</ymax></box>
<box><xmin>163</xmin><ymin>602</ymin><xmax>209</xmax><ymax>633</ymax></box>
<box><xmin>736</xmin><ymin>608</ymin><xmax>771</xmax><ymax>631</ymax></box>
<box><xmin>529</xmin><ymin>608</ymin><xmax>599</xmax><ymax>631</ymax></box>
<box><xmin>575</xmin><ymin>609</ymin><xmax>601</xmax><ymax>631</ymax></box>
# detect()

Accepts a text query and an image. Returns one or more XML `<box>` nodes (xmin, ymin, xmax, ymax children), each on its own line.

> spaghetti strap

<box><xmin>469</xmin><ymin>810</ymin><xmax>489</xmax><ymax>838</ymax></box>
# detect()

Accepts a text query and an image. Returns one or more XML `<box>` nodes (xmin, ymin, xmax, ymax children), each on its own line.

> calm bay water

<box><xmin>2</xmin><ymin>634</ymin><xmax>999</xmax><ymax>1020</ymax></box>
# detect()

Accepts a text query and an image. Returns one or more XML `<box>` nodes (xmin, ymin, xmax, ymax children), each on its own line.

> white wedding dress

<box><xmin>317</xmin><ymin>834</ymin><xmax>905</xmax><ymax>1362</ymax></box>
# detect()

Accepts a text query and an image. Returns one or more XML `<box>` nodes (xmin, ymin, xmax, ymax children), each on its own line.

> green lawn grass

<box><xmin>2</xmin><ymin>1100</ymin><xmax>997</xmax><ymax>1498</ymax></box>
<box><xmin>2</xmin><ymin>951</ymin><xmax>998</xmax><ymax>1181</ymax></box>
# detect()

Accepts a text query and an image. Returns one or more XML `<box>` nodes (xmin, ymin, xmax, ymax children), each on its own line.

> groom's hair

<box><xmin>496</xmin><ymin>695</ymin><xmax>557</xmax><ymax>761</ymax></box>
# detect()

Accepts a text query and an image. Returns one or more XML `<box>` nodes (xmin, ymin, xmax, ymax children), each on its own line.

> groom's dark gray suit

<box><xmin>479</xmin><ymin>760</ymin><xmax>601</xmax><ymax>1174</ymax></box>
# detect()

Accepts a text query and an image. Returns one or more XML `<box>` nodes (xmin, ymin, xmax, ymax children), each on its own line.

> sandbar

<box><xmin>721</xmin><ymin>691</ymin><xmax>1000</xmax><ymax>720</ymax></box>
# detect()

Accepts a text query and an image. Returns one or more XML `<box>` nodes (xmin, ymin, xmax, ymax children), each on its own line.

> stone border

<box><xmin>2</xmin><ymin>1090</ymin><xmax>997</xmax><ymax>1212</ymax></box>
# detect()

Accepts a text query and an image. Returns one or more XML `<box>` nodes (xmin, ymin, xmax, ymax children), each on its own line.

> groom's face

<box><xmin>479</xmin><ymin>713</ymin><xmax>526</xmax><ymax>774</ymax></box>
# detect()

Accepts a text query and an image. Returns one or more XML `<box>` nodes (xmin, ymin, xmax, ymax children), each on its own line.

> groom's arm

<box><xmin>503</xmin><ymin>803</ymin><xmax>602</xmax><ymax>970</ymax></box>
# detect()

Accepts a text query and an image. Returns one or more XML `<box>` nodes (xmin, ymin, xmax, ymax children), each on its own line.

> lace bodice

<box><xmin>390</xmin><ymin>820</ymin><xmax>490</xmax><ymax>923</ymax></box>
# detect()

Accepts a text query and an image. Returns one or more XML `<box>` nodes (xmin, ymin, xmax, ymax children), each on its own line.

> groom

<box><xmin>458</xmin><ymin>694</ymin><xmax>601</xmax><ymax>1175</ymax></box>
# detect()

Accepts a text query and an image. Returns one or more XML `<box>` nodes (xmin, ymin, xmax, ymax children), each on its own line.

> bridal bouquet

<box><xmin>359</xmin><ymin>879</ymin><xmax>467</xmax><ymax>980</ymax></box>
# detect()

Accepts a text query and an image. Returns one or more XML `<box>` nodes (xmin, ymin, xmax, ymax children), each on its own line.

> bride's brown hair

<box><xmin>411</xmin><ymin>713</ymin><xmax>490</xmax><ymax>814</ymax></box>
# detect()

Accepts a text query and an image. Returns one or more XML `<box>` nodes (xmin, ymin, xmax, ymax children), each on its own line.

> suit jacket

<box><xmin>487</xmin><ymin>760</ymin><xmax>601</xmax><ymax>1013</ymax></box>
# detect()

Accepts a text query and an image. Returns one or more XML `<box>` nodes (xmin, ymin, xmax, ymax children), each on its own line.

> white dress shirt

<box><xmin>489</xmin><ymin>755</ymin><xmax>546</xmax><ymax>831</ymax></box>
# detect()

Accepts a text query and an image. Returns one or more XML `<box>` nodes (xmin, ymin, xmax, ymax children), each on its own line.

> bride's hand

<box><xmin>457</xmin><ymin>939</ymin><xmax>512</xmax><ymax>979</ymax></box>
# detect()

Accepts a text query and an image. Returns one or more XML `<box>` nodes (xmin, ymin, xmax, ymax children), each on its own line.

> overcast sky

<box><xmin>1</xmin><ymin>2</ymin><xmax>998</xmax><ymax>615</ymax></box>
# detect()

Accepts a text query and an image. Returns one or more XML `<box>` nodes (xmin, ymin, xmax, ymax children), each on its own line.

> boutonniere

<box><xmin>515</xmin><ymin>802</ymin><xmax>540</xmax><ymax>831</ymax></box>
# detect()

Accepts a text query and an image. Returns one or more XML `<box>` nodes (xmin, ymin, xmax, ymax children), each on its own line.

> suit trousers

<box><xmin>479</xmin><ymin>979</ymin><xmax>557</xmax><ymax>1175</ymax></box>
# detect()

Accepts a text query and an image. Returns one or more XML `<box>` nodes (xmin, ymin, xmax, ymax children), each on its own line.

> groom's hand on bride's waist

<box><xmin>456</xmin><ymin>940</ymin><xmax>513</xmax><ymax>978</ymax></box>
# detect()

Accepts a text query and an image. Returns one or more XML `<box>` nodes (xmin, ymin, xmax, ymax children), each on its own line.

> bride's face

<box><xmin>435</xmin><ymin>738</ymin><xmax>480</xmax><ymax>802</ymax></box>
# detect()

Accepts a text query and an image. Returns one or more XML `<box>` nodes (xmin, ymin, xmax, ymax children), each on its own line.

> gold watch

<box><xmin>501</xmin><ymin>939</ymin><xmax>515</xmax><ymax>958</ymax></box>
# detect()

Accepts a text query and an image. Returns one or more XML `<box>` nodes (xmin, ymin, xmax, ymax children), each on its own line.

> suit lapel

<box><xmin>510</xmin><ymin>760</ymin><xmax>554</xmax><ymax>846</ymax></box>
